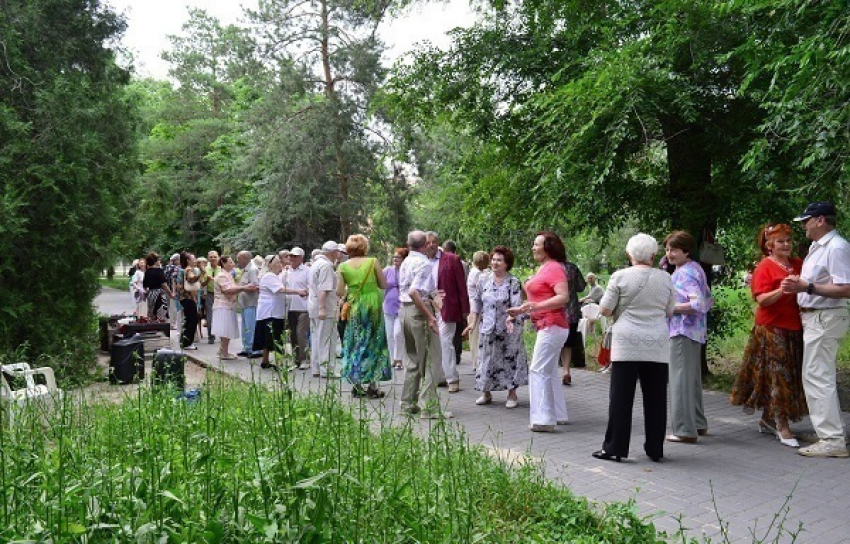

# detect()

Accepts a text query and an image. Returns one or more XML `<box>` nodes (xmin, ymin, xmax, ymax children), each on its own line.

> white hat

<box><xmin>336</xmin><ymin>243</ymin><xmax>347</xmax><ymax>254</ymax></box>
<box><xmin>170</xmin><ymin>253</ymin><xmax>180</xmax><ymax>262</ymax></box>
<box><xmin>290</xmin><ymin>247</ymin><xmax>305</xmax><ymax>257</ymax></box>
<box><xmin>321</xmin><ymin>240</ymin><xmax>339</xmax><ymax>252</ymax></box>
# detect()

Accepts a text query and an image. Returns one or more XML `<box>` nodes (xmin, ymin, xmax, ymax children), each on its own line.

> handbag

<box><xmin>341</xmin><ymin>259</ymin><xmax>374</xmax><ymax>321</ymax></box>
<box><xmin>183</xmin><ymin>268</ymin><xmax>200</xmax><ymax>293</ymax></box>
<box><xmin>698</xmin><ymin>242</ymin><xmax>726</xmax><ymax>265</ymax></box>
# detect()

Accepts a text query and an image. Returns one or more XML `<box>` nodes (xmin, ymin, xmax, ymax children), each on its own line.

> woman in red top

<box><xmin>730</xmin><ymin>224</ymin><xmax>807</xmax><ymax>447</ymax></box>
<box><xmin>508</xmin><ymin>231</ymin><xmax>570</xmax><ymax>432</ymax></box>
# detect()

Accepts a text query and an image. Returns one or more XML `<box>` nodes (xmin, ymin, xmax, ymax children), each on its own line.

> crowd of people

<box><xmin>126</xmin><ymin>200</ymin><xmax>849</xmax><ymax>460</ymax></box>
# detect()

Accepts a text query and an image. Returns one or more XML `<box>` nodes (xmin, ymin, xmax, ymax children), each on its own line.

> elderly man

<box><xmin>782</xmin><ymin>201</ymin><xmax>850</xmax><ymax>458</ymax></box>
<box><xmin>427</xmin><ymin>232</ymin><xmax>469</xmax><ymax>393</ymax></box>
<box><xmin>236</xmin><ymin>251</ymin><xmax>261</xmax><ymax>358</ymax></box>
<box><xmin>309</xmin><ymin>241</ymin><xmax>341</xmax><ymax>378</ymax></box>
<box><xmin>579</xmin><ymin>273</ymin><xmax>604</xmax><ymax>305</ymax></box>
<box><xmin>400</xmin><ymin>230</ymin><xmax>452</xmax><ymax>419</ymax></box>
<box><xmin>202</xmin><ymin>251</ymin><xmax>221</xmax><ymax>343</ymax></box>
<box><xmin>285</xmin><ymin>247</ymin><xmax>310</xmax><ymax>369</ymax></box>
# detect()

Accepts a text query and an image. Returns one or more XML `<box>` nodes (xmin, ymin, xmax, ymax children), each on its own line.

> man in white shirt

<box><xmin>236</xmin><ymin>251</ymin><xmax>261</xmax><ymax>358</ymax></box>
<box><xmin>782</xmin><ymin>201</ymin><xmax>850</xmax><ymax>458</ymax></box>
<box><xmin>399</xmin><ymin>230</ymin><xmax>451</xmax><ymax>419</ymax></box>
<box><xmin>285</xmin><ymin>247</ymin><xmax>310</xmax><ymax>369</ymax></box>
<box><xmin>309</xmin><ymin>241</ymin><xmax>341</xmax><ymax>378</ymax></box>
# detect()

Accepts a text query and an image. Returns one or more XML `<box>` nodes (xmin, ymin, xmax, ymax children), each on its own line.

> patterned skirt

<box><xmin>475</xmin><ymin>329</ymin><xmax>529</xmax><ymax>392</ymax></box>
<box><xmin>146</xmin><ymin>288</ymin><xmax>169</xmax><ymax>322</ymax></box>
<box><xmin>729</xmin><ymin>325</ymin><xmax>807</xmax><ymax>422</ymax></box>
<box><xmin>342</xmin><ymin>300</ymin><xmax>391</xmax><ymax>384</ymax></box>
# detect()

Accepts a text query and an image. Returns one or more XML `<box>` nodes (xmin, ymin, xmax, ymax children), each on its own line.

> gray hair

<box><xmin>425</xmin><ymin>231</ymin><xmax>439</xmax><ymax>241</ymax></box>
<box><xmin>626</xmin><ymin>233</ymin><xmax>658</xmax><ymax>265</ymax></box>
<box><xmin>408</xmin><ymin>230</ymin><xmax>427</xmax><ymax>250</ymax></box>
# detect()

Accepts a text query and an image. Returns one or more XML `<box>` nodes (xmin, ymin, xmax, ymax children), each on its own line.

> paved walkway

<box><xmin>97</xmin><ymin>289</ymin><xmax>850</xmax><ymax>542</ymax></box>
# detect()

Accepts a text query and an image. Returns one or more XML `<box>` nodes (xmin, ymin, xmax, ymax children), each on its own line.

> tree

<box><xmin>0</xmin><ymin>0</ymin><xmax>137</xmax><ymax>373</ymax></box>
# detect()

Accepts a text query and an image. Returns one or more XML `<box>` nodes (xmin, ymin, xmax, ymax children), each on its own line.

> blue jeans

<box><xmin>241</xmin><ymin>306</ymin><xmax>258</xmax><ymax>353</ymax></box>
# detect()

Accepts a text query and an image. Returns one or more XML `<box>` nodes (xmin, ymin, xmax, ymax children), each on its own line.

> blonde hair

<box><xmin>345</xmin><ymin>234</ymin><xmax>369</xmax><ymax>257</ymax></box>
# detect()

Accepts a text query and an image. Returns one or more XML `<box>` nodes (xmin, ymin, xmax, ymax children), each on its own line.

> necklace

<box><xmin>769</xmin><ymin>256</ymin><xmax>793</xmax><ymax>274</ymax></box>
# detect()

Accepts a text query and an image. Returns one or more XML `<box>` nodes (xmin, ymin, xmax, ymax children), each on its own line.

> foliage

<box><xmin>0</xmin><ymin>0</ymin><xmax>137</xmax><ymax>366</ymax></box>
<box><xmin>0</xmin><ymin>381</ymin><xmax>666</xmax><ymax>543</ymax></box>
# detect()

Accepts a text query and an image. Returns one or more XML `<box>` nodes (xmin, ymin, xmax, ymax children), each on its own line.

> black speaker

<box><xmin>152</xmin><ymin>350</ymin><xmax>186</xmax><ymax>390</ymax></box>
<box><xmin>110</xmin><ymin>338</ymin><xmax>144</xmax><ymax>384</ymax></box>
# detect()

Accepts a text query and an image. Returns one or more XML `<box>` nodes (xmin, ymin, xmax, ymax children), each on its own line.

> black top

<box><xmin>143</xmin><ymin>267</ymin><xmax>167</xmax><ymax>290</ymax></box>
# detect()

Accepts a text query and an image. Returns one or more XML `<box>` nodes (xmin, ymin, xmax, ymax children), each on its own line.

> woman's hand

<box><xmin>507</xmin><ymin>302</ymin><xmax>531</xmax><ymax>317</ymax></box>
<box><xmin>506</xmin><ymin>316</ymin><xmax>516</xmax><ymax>335</ymax></box>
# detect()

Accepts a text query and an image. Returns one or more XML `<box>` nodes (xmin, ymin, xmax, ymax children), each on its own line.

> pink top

<box><xmin>525</xmin><ymin>261</ymin><xmax>569</xmax><ymax>330</ymax></box>
<box><xmin>213</xmin><ymin>272</ymin><xmax>237</xmax><ymax>311</ymax></box>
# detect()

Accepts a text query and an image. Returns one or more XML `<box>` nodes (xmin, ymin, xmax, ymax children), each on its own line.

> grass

<box><xmin>1</xmin><ymin>375</ymin><xmax>668</xmax><ymax>543</ymax></box>
<box><xmin>99</xmin><ymin>275</ymin><xmax>131</xmax><ymax>291</ymax></box>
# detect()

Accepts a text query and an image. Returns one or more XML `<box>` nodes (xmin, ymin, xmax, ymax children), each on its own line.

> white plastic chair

<box><xmin>578</xmin><ymin>303</ymin><xmax>608</xmax><ymax>348</ymax></box>
<box><xmin>1</xmin><ymin>362</ymin><xmax>64</xmax><ymax>426</ymax></box>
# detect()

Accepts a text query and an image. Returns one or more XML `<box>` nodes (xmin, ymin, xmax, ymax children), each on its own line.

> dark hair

<box><xmin>394</xmin><ymin>247</ymin><xmax>409</xmax><ymax>259</ymax></box>
<box><xmin>490</xmin><ymin>245</ymin><xmax>515</xmax><ymax>271</ymax></box>
<box><xmin>145</xmin><ymin>252</ymin><xmax>159</xmax><ymax>267</ymax></box>
<box><xmin>442</xmin><ymin>240</ymin><xmax>457</xmax><ymax>253</ymax></box>
<box><xmin>219</xmin><ymin>255</ymin><xmax>232</xmax><ymax>266</ymax></box>
<box><xmin>537</xmin><ymin>231</ymin><xmax>566</xmax><ymax>262</ymax></box>
<box><xmin>663</xmin><ymin>230</ymin><xmax>696</xmax><ymax>256</ymax></box>
<box><xmin>179</xmin><ymin>251</ymin><xmax>193</xmax><ymax>268</ymax></box>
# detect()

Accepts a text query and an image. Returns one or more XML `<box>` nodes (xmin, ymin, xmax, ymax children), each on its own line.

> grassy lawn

<box><xmin>1</xmin><ymin>378</ymin><xmax>669</xmax><ymax>543</ymax></box>
<box><xmin>99</xmin><ymin>275</ymin><xmax>131</xmax><ymax>291</ymax></box>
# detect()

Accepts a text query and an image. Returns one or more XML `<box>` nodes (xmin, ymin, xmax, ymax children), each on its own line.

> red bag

<box><xmin>597</xmin><ymin>326</ymin><xmax>612</xmax><ymax>368</ymax></box>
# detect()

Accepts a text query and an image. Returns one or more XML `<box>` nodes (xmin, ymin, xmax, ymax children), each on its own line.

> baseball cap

<box><xmin>793</xmin><ymin>201</ymin><xmax>836</xmax><ymax>222</ymax></box>
<box><xmin>290</xmin><ymin>247</ymin><xmax>305</xmax><ymax>257</ymax></box>
<box><xmin>321</xmin><ymin>240</ymin><xmax>339</xmax><ymax>252</ymax></box>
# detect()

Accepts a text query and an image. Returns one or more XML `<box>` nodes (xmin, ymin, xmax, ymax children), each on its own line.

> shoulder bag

<box><xmin>341</xmin><ymin>258</ymin><xmax>374</xmax><ymax>321</ymax></box>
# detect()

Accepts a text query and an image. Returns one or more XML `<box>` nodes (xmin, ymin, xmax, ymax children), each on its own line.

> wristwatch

<box><xmin>806</xmin><ymin>282</ymin><xmax>815</xmax><ymax>295</ymax></box>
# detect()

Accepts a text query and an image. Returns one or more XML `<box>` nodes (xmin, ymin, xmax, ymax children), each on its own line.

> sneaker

<box><xmin>208</xmin><ymin>338</ymin><xmax>215</xmax><ymax>345</ymax></box>
<box><xmin>183</xmin><ymin>344</ymin><xmax>198</xmax><ymax>351</ymax></box>
<box><xmin>448</xmin><ymin>382</ymin><xmax>460</xmax><ymax>393</ymax></box>
<box><xmin>798</xmin><ymin>440</ymin><xmax>849</xmax><ymax>458</ymax></box>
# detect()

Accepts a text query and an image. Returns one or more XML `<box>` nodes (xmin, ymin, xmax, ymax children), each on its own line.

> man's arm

<box><xmin>410</xmin><ymin>287</ymin><xmax>438</xmax><ymax>333</ymax></box>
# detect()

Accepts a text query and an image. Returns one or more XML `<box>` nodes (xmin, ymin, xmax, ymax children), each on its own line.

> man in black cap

<box><xmin>781</xmin><ymin>201</ymin><xmax>850</xmax><ymax>458</ymax></box>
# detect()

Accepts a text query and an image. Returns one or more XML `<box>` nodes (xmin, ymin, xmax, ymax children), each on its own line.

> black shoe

<box><xmin>647</xmin><ymin>454</ymin><xmax>663</xmax><ymax>463</ymax></box>
<box><xmin>437</xmin><ymin>381</ymin><xmax>448</xmax><ymax>388</ymax></box>
<box><xmin>260</xmin><ymin>362</ymin><xmax>279</xmax><ymax>370</ymax></box>
<box><xmin>248</xmin><ymin>352</ymin><xmax>263</xmax><ymax>359</ymax></box>
<box><xmin>237</xmin><ymin>351</ymin><xmax>250</xmax><ymax>357</ymax></box>
<box><xmin>366</xmin><ymin>387</ymin><xmax>386</xmax><ymax>399</ymax></box>
<box><xmin>208</xmin><ymin>338</ymin><xmax>215</xmax><ymax>344</ymax></box>
<box><xmin>592</xmin><ymin>450</ymin><xmax>622</xmax><ymax>462</ymax></box>
<box><xmin>352</xmin><ymin>386</ymin><xmax>368</xmax><ymax>398</ymax></box>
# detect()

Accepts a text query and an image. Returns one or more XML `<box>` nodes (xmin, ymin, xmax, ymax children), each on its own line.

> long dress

<box><xmin>473</xmin><ymin>274</ymin><xmax>529</xmax><ymax>392</ymax></box>
<box><xmin>340</xmin><ymin>258</ymin><xmax>391</xmax><ymax>384</ymax></box>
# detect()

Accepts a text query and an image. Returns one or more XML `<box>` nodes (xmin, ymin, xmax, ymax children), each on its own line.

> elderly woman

<box><xmin>592</xmin><ymin>234</ymin><xmax>676</xmax><ymax>462</ymax></box>
<box><xmin>467</xmin><ymin>250</ymin><xmax>490</xmax><ymax>371</ymax></box>
<box><xmin>212</xmin><ymin>255</ymin><xmax>246</xmax><ymax>360</ymax></box>
<box><xmin>131</xmin><ymin>257</ymin><xmax>147</xmax><ymax>317</ymax></box>
<box><xmin>337</xmin><ymin>234</ymin><xmax>390</xmax><ymax>398</ymax></box>
<box><xmin>560</xmin><ymin>259</ymin><xmax>587</xmax><ymax>385</ymax></box>
<box><xmin>142</xmin><ymin>252</ymin><xmax>172</xmax><ymax>322</ymax></box>
<box><xmin>176</xmin><ymin>252</ymin><xmax>201</xmax><ymax>350</ymax></box>
<box><xmin>253</xmin><ymin>255</ymin><xmax>307</xmax><ymax>369</ymax></box>
<box><xmin>664</xmin><ymin>231</ymin><xmax>713</xmax><ymax>443</ymax></box>
<box><xmin>508</xmin><ymin>231</ymin><xmax>570</xmax><ymax>432</ymax></box>
<box><xmin>465</xmin><ymin>246</ymin><xmax>528</xmax><ymax>408</ymax></box>
<box><xmin>730</xmin><ymin>224</ymin><xmax>805</xmax><ymax>447</ymax></box>
<box><xmin>383</xmin><ymin>247</ymin><xmax>409</xmax><ymax>370</ymax></box>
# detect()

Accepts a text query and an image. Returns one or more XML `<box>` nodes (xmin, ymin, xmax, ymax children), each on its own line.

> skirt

<box><xmin>730</xmin><ymin>325</ymin><xmax>806</xmax><ymax>422</ymax></box>
<box><xmin>211</xmin><ymin>308</ymin><xmax>240</xmax><ymax>339</ymax></box>
<box><xmin>252</xmin><ymin>318</ymin><xmax>285</xmax><ymax>352</ymax></box>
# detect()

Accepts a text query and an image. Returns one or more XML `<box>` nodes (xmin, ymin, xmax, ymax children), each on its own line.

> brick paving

<box><xmin>98</xmin><ymin>289</ymin><xmax>850</xmax><ymax>542</ymax></box>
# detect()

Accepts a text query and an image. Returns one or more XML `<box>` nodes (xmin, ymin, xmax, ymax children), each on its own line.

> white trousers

<box><xmin>529</xmin><ymin>326</ymin><xmax>569</xmax><ymax>426</ymax></box>
<box><xmin>802</xmin><ymin>308</ymin><xmax>849</xmax><ymax>442</ymax></box>
<box><xmin>437</xmin><ymin>314</ymin><xmax>460</xmax><ymax>384</ymax></box>
<box><xmin>384</xmin><ymin>313</ymin><xmax>405</xmax><ymax>362</ymax></box>
<box><xmin>310</xmin><ymin>317</ymin><xmax>337</xmax><ymax>377</ymax></box>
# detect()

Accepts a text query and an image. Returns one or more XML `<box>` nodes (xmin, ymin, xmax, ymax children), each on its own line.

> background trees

<box><xmin>0</xmin><ymin>0</ymin><xmax>137</xmax><ymax>369</ymax></box>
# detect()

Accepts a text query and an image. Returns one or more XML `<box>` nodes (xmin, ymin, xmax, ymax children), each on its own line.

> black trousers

<box><xmin>453</xmin><ymin>321</ymin><xmax>464</xmax><ymax>365</ymax></box>
<box><xmin>602</xmin><ymin>361</ymin><xmax>668</xmax><ymax>459</ymax></box>
<box><xmin>286</xmin><ymin>311</ymin><xmax>309</xmax><ymax>365</ymax></box>
<box><xmin>181</xmin><ymin>299</ymin><xmax>198</xmax><ymax>348</ymax></box>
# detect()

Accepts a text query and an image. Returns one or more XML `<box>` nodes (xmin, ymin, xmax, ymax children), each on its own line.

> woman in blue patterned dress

<box><xmin>464</xmin><ymin>246</ymin><xmax>528</xmax><ymax>409</ymax></box>
<box><xmin>337</xmin><ymin>234</ymin><xmax>391</xmax><ymax>398</ymax></box>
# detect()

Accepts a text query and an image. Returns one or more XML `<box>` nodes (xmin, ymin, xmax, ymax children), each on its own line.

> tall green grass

<box><xmin>1</xmin><ymin>377</ymin><xmax>666</xmax><ymax>543</ymax></box>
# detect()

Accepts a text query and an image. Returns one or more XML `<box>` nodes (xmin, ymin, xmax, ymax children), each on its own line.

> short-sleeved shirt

<box><xmin>524</xmin><ymin>260</ymin><xmax>569</xmax><ymax>330</ymax></box>
<box><xmin>257</xmin><ymin>273</ymin><xmax>286</xmax><ymax>320</ymax></box>
<box><xmin>213</xmin><ymin>272</ymin><xmax>237</xmax><ymax>311</ymax></box>
<box><xmin>797</xmin><ymin>230</ymin><xmax>850</xmax><ymax>310</ymax></box>
<box><xmin>751</xmin><ymin>257</ymin><xmax>803</xmax><ymax>330</ymax></box>
<box><xmin>308</xmin><ymin>255</ymin><xmax>338</xmax><ymax>318</ymax></box>
<box><xmin>383</xmin><ymin>266</ymin><xmax>401</xmax><ymax>316</ymax></box>
<box><xmin>143</xmin><ymin>267</ymin><xmax>167</xmax><ymax>291</ymax></box>
<box><xmin>668</xmin><ymin>261</ymin><xmax>712</xmax><ymax>344</ymax></box>
<box><xmin>285</xmin><ymin>264</ymin><xmax>309</xmax><ymax>312</ymax></box>
<box><xmin>237</xmin><ymin>263</ymin><xmax>260</xmax><ymax>308</ymax></box>
<box><xmin>398</xmin><ymin>250</ymin><xmax>431</xmax><ymax>304</ymax></box>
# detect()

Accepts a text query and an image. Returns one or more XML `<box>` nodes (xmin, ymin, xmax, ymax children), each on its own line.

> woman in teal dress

<box><xmin>337</xmin><ymin>234</ymin><xmax>391</xmax><ymax>398</ymax></box>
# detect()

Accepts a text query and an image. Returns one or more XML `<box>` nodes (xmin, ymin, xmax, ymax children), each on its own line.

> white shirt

<box><xmin>308</xmin><ymin>255</ymin><xmax>338</xmax><ymax>318</ymax></box>
<box><xmin>237</xmin><ymin>262</ymin><xmax>260</xmax><ymax>308</ymax></box>
<box><xmin>798</xmin><ymin>230</ymin><xmax>850</xmax><ymax>309</ymax></box>
<box><xmin>398</xmin><ymin>250</ymin><xmax>430</xmax><ymax>303</ymax></box>
<box><xmin>286</xmin><ymin>264</ymin><xmax>309</xmax><ymax>312</ymax></box>
<box><xmin>257</xmin><ymin>273</ymin><xmax>287</xmax><ymax>320</ymax></box>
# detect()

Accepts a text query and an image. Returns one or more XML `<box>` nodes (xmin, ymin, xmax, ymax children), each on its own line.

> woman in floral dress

<box><xmin>465</xmin><ymin>246</ymin><xmax>528</xmax><ymax>409</ymax></box>
<box><xmin>337</xmin><ymin>234</ymin><xmax>391</xmax><ymax>398</ymax></box>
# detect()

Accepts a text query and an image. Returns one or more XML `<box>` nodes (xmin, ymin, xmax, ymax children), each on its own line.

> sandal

<box><xmin>562</xmin><ymin>374</ymin><xmax>572</xmax><ymax>386</ymax></box>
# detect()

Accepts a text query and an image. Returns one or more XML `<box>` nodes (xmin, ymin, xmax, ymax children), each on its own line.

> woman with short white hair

<box><xmin>592</xmin><ymin>233</ymin><xmax>676</xmax><ymax>462</ymax></box>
